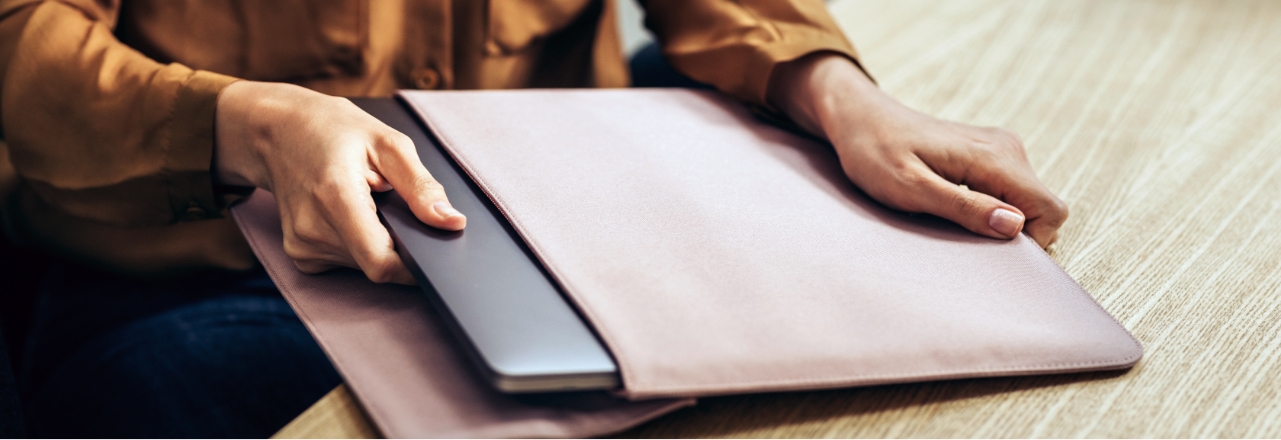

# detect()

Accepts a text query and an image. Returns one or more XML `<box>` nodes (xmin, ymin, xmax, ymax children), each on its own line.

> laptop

<box><xmin>357</xmin><ymin>98</ymin><xmax>620</xmax><ymax>394</ymax></box>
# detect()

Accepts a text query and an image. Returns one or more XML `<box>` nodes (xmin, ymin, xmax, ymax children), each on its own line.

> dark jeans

<box><xmin>17</xmin><ymin>42</ymin><xmax>698</xmax><ymax>439</ymax></box>
<box><xmin>19</xmin><ymin>266</ymin><xmax>339</xmax><ymax>438</ymax></box>
<box><xmin>1</xmin><ymin>328</ymin><xmax>23</xmax><ymax>437</ymax></box>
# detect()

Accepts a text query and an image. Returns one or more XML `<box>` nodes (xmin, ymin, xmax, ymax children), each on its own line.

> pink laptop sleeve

<box><xmin>398</xmin><ymin>89</ymin><xmax>1142</xmax><ymax>400</ymax></box>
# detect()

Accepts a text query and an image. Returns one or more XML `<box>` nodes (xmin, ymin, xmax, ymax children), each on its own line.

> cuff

<box><xmin>166</xmin><ymin>69</ymin><xmax>239</xmax><ymax>222</ymax></box>
<box><xmin>665</xmin><ymin>21</ymin><xmax>872</xmax><ymax>113</ymax></box>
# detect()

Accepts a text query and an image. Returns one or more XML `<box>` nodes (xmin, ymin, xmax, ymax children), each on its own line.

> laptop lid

<box><xmin>358</xmin><ymin>98</ymin><xmax>620</xmax><ymax>393</ymax></box>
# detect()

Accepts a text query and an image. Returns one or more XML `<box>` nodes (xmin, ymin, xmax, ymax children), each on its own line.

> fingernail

<box><xmin>433</xmin><ymin>201</ymin><xmax>463</xmax><ymax>220</ymax></box>
<box><xmin>988</xmin><ymin>208</ymin><xmax>1025</xmax><ymax>238</ymax></box>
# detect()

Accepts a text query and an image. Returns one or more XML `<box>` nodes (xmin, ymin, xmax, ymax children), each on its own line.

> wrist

<box><xmin>767</xmin><ymin>53</ymin><xmax>894</xmax><ymax>143</ymax></box>
<box><xmin>214</xmin><ymin>81</ymin><xmax>263</xmax><ymax>188</ymax></box>
<box><xmin>214</xmin><ymin>81</ymin><xmax>309</xmax><ymax>190</ymax></box>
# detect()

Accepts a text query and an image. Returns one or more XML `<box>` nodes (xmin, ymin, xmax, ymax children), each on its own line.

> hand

<box><xmin>215</xmin><ymin>81</ymin><xmax>466</xmax><ymax>284</ymax></box>
<box><xmin>767</xmin><ymin>54</ymin><xmax>1068</xmax><ymax>248</ymax></box>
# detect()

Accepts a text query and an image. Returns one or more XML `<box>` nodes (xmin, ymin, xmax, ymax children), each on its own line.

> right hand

<box><xmin>767</xmin><ymin>54</ymin><xmax>1068</xmax><ymax>248</ymax></box>
<box><xmin>214</xmin><ymin>81</ymin><xmax>466</xmax><ymax>284</ymax></box>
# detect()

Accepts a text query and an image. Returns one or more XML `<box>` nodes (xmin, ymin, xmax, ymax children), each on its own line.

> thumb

<box><xmin>374</xmin><ymin>132</ymin><xmax>467</xmax><ymax>231</ymax></box>
<box><xmin>908</xmin><ymin>170</ymin><xmax>1025</xmax><ymax>240</ymax></box>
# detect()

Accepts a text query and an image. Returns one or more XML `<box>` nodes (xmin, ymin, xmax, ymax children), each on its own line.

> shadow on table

<box><xmin>619</xmin><ymin>370</ymin><xmax>1129</xmax><ymax>437</ymax></box>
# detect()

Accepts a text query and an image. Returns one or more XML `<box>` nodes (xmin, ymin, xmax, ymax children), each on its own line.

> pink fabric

<box><xmin>400</xmin><ymin>89</ymin><xmax>1143</xmax><ymax>400</ymax></box>
<box><xmin>231</xmin><ymin>191</ymin><xmax>692</xmax><ymax>438</ymax></box>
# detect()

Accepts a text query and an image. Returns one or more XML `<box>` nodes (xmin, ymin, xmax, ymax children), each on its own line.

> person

<box><xmin>0</xmin><ymin>0</ymin><xmax>1068</xmax><ymax>437</ymax></box>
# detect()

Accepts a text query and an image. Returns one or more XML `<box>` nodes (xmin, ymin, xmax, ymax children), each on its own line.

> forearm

<box><xmin>2</xmin><ymin>1</ymin><xmax>235</xmax><ymax>227</ymax></box>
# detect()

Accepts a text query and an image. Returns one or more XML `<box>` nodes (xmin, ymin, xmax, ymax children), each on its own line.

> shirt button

<box><xmin>413</xmin><ymin>67</ymin><xmax>440</xmax><ymax>90</ymax></box>
<box><xmin>184</xmin><ymin>203</ymin><xmax>206</xmax><ymax>220</ymax></box>
<box><xmin>484</xmin><ymin>39</ymin><xmax>504</xmax><ymax>56</ymax></box>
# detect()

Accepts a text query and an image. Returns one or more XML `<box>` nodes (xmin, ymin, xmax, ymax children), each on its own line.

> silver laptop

<box><xmin>359</xmin><ymin>98</ymin><xmax>620</xmax><ymax>393</ymax></box>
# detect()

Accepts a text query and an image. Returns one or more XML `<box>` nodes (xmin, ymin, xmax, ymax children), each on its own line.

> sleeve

<box><xmin>0</xmin><ymin>0</ymin><xmax>239</xmax><ymax>228</ymax></box>
<box><xmin>640</xmin><ymin>0</ymin><xmax>869</xmax><ymax>109</ymax></box>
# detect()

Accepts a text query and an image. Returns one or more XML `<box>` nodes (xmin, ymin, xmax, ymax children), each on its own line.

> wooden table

<box><xmin>274</xmin><ymin>0</ymin><xmax>1281</xmax><ymax>436</ymax></box>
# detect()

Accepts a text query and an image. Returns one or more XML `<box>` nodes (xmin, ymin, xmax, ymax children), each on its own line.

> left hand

<box><xmin>214</xmin><ymin>81</ymin><xmax>466</xmax><ymax>284</ymax></box>
<box><xmin>767</xmin><ymin>53</ymin><xmax>1068</xmax><ymax>248</ymax></box>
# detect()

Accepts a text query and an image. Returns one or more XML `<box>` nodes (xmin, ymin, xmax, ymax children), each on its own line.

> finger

<box><xmin>365</xmin><ymin>168</ymin><xmax>393</xmax><ymax>193</ymax></box>
<box><xmin>964</xmin><ymin>129</ymin><xmax>1069</xmax><ymax>248</ymax></box>
<box><xmin>285</xmin><ymin>236</ymin><xmax>360</xmax><ymax>273</ymax></box>
<box><xmin>1012</xmin><ymin>180</ymin><xmax>1068</xmax><ymax>248</ymax></box>
<box><xmin>1008</xmin><ymin>187</ymin><xmax>1068</xmax><ymax>248</ymax></box>
<box><xmin>897</xmin><ymin>165</ymin><xmax>1027</xmax><ymax>240</ymax></box>
<box><xmin>283</xmin><ymin>234</ymin><xmax>348</xmax><ymax>274</ymax></box>
<box><xmin>323</xmin><ymin>180</ymin><xmax>418</xmax><ymax>285</ymax></box>
<box><xmin>966</xmin><ymin>166</ymin><xmax>1069</xmax><ymax>248</ymax></box>
<box><xmin>371</xmin><ymin>132</ymin><xmax>466</xmax><ymax>231</ymax></box>
<box><xmin>279</xmin><ymin>203</ymin><xmax>359</xmax><ymax>270</ymax></box>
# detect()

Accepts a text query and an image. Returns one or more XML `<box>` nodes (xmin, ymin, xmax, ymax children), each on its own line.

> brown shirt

<box><xmin>0</xmin><ymin>0</ymin><xmax>859</xmax><ymax>276</ymax></box>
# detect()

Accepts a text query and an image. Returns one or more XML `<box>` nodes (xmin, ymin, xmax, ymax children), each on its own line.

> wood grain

<box><xmin>273</xmin><ymin>385</ymin><xmax>380</xmax><ymax>439</ymax></box>
<box><xmin>278</xmin><ymin>0</ymin><xmax>1281</xmax><ymax>437</ymax></box>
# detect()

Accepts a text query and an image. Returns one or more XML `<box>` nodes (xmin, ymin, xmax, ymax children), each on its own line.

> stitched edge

<box><xmin>623</xmin><ymin>238</ymin><xmax>1144</xmax><ymax>396</ymax></box>
<box><xmin>230</xmin><ymin>200</ymin><xmax>392</xmax><ymax>437</ymax></box>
